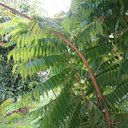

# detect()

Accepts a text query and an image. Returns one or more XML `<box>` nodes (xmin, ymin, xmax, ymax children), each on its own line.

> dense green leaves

<box><xmin>0</xmin><ymin>0</ymin><xmax>128</xmax><ymax>127</ymax></box>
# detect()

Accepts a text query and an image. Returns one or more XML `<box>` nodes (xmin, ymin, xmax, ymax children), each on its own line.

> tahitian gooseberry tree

<box><xmin>0</xmin><ymin>0</ymin><xmax>128</xmax><ymax>128</ymax></box>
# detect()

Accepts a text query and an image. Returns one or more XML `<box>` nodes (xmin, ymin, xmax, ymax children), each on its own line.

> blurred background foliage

<box><xmin>0</xmin><ymin>1</ymin><xmax>39</xmax><ymax>103</ymax></box>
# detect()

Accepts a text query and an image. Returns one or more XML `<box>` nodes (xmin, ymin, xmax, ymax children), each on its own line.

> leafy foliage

<box><xmin>0</xmin><ymin>99</ymin><xmax>33</xmax><ymax>128</ymax></box>
<box><xmin>0</xmin><ymin>47</ymin><xmax>33</xmax><ymax>103</ymax></box>
<box><xmin>0</xmin><ymin>0</ymin><xmax>128</xmax><ymax>128</ymax></box>
<box><xmin>0</xmin><ymin>6</ymin><xmax>37</xmax><ymax>103</ymax></box>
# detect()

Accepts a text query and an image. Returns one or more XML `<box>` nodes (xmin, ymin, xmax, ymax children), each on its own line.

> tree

<box><xmin>0</xmin><ymin>0</ymin><xmax>128</xmax><ymax>128</ymax></box>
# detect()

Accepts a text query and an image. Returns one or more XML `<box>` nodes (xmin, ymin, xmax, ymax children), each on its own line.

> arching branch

<box><xmin>53</xmin><ymin>31</ymin><xmax>111</xmax><ymax>128</ymax></box>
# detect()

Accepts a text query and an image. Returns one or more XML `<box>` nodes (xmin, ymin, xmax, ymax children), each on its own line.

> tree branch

<box><xmin>0</xmin><ymin>2</ymin><xmax>32</xmax><ymax>20</ymax></box>
<box><xmin>0</xmin><ymin>42</ymin><xmax>4</xmax><ymax>47</ymax></box>
<box><xmin>53</xmin><ymin>31</ymin><xmax>111</xmax><ymax>128</ymax></box>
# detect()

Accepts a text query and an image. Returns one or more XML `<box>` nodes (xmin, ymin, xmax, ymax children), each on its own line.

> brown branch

<box><xmin>53</xmin><ymin>31</ymin><xmax>111</xmax><ymax>128</ymax></box>
<box><xmin>0</xmin><ymin>42</ymin><xmax>5</xmax><ymax>47</ymax></box>
<box><xmin>0</xmin><ymin>3</ymin><xmax>111</xmax><ymax>127</ymax></box>
<box><xmin>54</xmin><ymin>31</ymin><xmax>103</xmax><ymax>99</ymax></box>
<box><xmin>0</xmin><ymin>2</ymin><xmax>32</xmax><ymax>20</ymax></box>
<box><xmin>111</xmin><ymin>121</ymin><xmax>120</xmax><ymax>125</ymax></box>
<box><xmin>6</xmin><ymin>107</ymin><xmax>29</xmax><ymax>116</ymax></box>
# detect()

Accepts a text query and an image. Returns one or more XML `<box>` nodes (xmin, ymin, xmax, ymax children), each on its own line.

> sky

<box><xmin>2</xmin><ymin>0</ymin><xmax>72</xmax><ymax>18</ymax></box>
<box><xmin>38</xmin><ymin>0</ymin><xmax>72</xmax><ymax>17</ymax></box>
